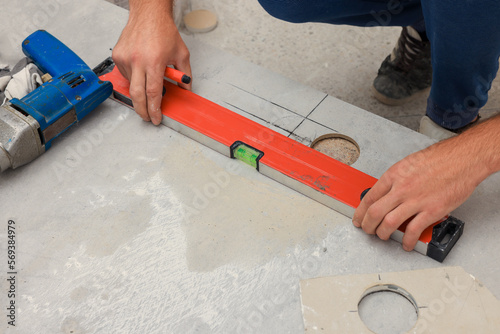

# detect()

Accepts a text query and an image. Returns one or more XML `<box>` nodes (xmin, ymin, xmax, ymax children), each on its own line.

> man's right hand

<box><xmin>112</xmin><ymin>0</ymin><xmax>192</xmax><ymax>125</ymax></box>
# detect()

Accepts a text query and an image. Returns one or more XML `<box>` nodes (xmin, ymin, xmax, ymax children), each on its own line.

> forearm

<box><xmin>435</xmin><ymin>113</ymin><xmax>500</xmax><ymax>188</ymax></box>
<box><xmin>353</xmin><ymin>112</ymin><xmax>500</xmax><ymax>251</ymax></box>
<box><xmin>460</xmin><ymin>114</ymin><xmax>500</xmax><ymax>177</ymax></box>
<box><xmin>128</xmin><ymin>0</ymin><xmax>174</xmax><ymax>23</ymax></box>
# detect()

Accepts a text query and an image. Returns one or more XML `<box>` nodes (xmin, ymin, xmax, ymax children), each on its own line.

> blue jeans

<box><xmin>258</xmin><ymin>0</ymin><xmax>500</xmax><ymax>130</ymax></box>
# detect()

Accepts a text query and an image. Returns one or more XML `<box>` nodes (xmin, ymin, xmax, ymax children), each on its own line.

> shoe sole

<box><xmin>418</xmin><ymin>115</ymin><xmax>455</xmax><ymax>141</ymax></box>
<box><xmin>372</xmin><ymin>85</ymin><xmax>430</xmax><ymax>106</ymax></box>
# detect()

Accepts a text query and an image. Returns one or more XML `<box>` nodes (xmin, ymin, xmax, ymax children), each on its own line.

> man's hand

<box><xmin>112</xmin><ymin>0</ymin><xmax>192</xmax><ymax>125</ymax></box>
<box><xmin>353</xmin><ymin>115</ymin><xmax>500</xmax><ymax>251</ymax></box>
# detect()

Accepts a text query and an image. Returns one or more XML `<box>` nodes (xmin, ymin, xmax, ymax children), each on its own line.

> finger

<box><xmin>112</xmin><ymin>49</ymin><xmax>131</xmax><ymax>82</ymax></box>
<box><xmin>115</xmin><ymin>63</ymin><xmax>130</xmax><ymax>82</ymax></box>
<box><xmin>173</xmin><ymin>51</ymin><xmax>192</xmax><ymax>91</ymax></box>
<box><xmin>359</xmin><ymin>191</ymin><xmax>402</xmax><ymax>235</ymax></box>
<box><xmin>129</xmin><ymin>69</ymin><xmax>149</xmax><ymax>122</ymax></box>
<box><xmin>352</xmin><ymin>179</ymin><xmax>391</xmax><ymax>228</ymax></box>
<box><xmin>401</xmin><ymin>213</ymin><xmax>430</xmax><ymax>251</ymax></box>
<box><xmin>145</xmin><ymin>70</ymin><xmax>164</xmax><ymax>126</ymax></box>
<box><xmin>375</xmin><ymin>203</ymin><xmax>416</xmax><ymax>241</ymax></box>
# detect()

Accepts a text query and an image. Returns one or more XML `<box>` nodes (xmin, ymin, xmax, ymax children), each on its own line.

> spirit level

<box><xmin>97</xmin><ymin>61</ymin><xmax>464</xmax><ymax>262</ymax></box>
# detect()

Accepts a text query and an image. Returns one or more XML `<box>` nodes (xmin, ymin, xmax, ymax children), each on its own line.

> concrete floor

<box><xmin>2</xmin><ymin>2</ymin><xmax>500</xmax><ymax>332</ymax></box>
<box><xmin>106</xmin><ymin>0</ymin><xmax>499</xmax><ymax>131</ymax></box>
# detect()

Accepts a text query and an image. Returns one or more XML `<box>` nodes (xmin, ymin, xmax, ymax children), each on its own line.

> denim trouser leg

<box><xmin>257</xmin><ymin>0</ymin><xmax>424</xmax><ymax>26</ymax></box>
<box><xmin>422</xmin><ymin>0</ymin><xmax>500</xmax><ymax>129</ymax></box>
<box><xmin>258</xmin><ymin>0</ymin><xmax>500</xmax><ymax>129</ymax></box>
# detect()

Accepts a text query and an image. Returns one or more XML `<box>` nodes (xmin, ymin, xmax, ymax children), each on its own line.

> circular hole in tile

<box><xmin>310</xmin><ymin>133</ymin><xmax>360</xmax><ymax>165</ymax></box>
<box><xmin>358</xmin><ymin>284</ymin><xmax>418</xmax><ymax>334</ymax></box>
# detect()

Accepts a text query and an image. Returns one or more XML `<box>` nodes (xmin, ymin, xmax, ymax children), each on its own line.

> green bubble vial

<box><xmin>233</xmin><ymin>144</ymin><xmax>260</xmax><ymax>168</ymax></box>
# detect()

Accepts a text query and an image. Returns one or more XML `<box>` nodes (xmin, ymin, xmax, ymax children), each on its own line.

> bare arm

<box><xmin>353</xmin><ymin>113</ymin><xmax>500</xmax><ymax>251</ymax></box>
<box><xmin>112</xmin><ymin>0</ymin><xmax>192</xmax><ymax>125</ymax></box>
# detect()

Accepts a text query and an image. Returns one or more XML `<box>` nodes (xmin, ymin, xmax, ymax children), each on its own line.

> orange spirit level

<box><xmin>97</xmin><ymin>59</ymin><xmax>464</xmax><ymax>262</ymax></box>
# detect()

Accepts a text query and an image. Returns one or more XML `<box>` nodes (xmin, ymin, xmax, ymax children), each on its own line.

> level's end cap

<box><xmin>183</xmin><ymin>9</ymin><xmax>218</xmax><ymax>33</ymax></box>
<box><xmin>426</xmin><ymin>216</ymin><xmax>465</xmax><ymax>262</ymax></box>
<box><xmin>181</xmin><ymin>74</ymin><xmax>191</xmax><ymax>84</ymax></box>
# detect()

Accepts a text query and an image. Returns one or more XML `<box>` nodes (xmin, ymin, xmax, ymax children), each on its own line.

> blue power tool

<box><xmin>0</xmin><ymin>30</ymin><xmax>113</xmax><ymax>172</ymax></box>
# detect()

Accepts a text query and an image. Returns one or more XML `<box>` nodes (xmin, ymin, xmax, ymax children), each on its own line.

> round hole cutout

<box><xmin>358</xmin><ymin>284</ymin><xmax>418</xmax><ymax>334</ymax></box>
<box><xmin>310</xmin><ymin>133</ymin><xmax>360</xmax><ymax>165</ymax></box>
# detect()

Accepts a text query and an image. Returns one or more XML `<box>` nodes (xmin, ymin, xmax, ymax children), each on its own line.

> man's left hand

<box><xmin>352</xmin><ymin>134</ymin><xmax>485</xmax><ymax>251</ymax></box>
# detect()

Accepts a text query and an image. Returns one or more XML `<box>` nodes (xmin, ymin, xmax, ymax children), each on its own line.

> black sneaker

<box><xmin>373</xmin><ymin>26</ymin><xmax>432</xmax><ymax>105</ymax></box>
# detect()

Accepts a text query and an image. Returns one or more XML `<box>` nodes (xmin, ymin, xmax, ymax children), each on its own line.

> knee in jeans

<box><xmin>258</xmin><ymin>0</ymin><xmax>311</xmax><ymax>23</ymax></box>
